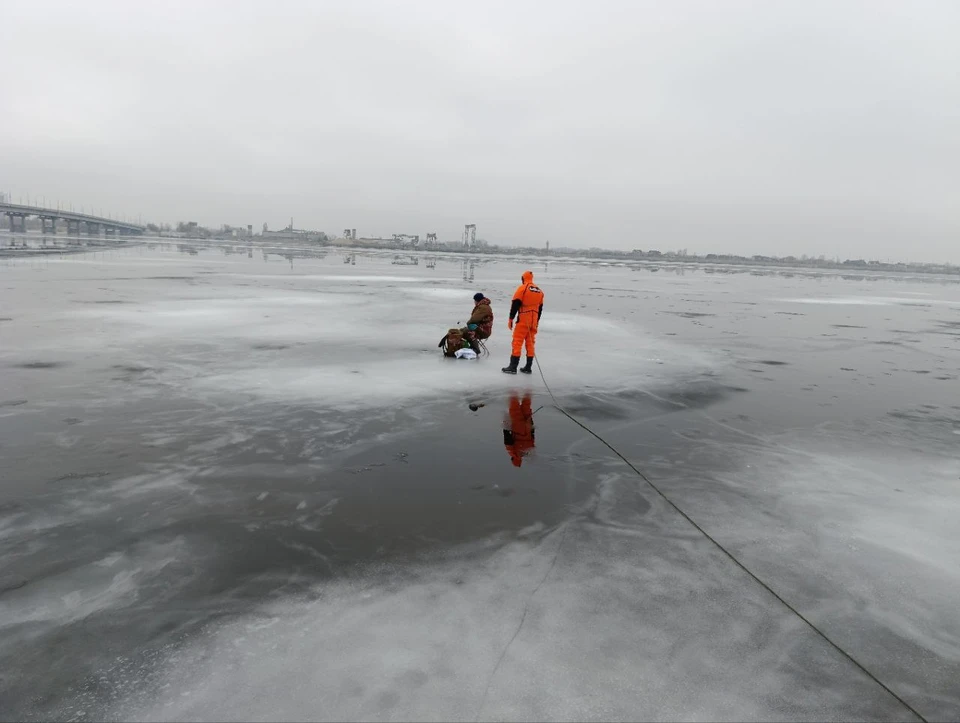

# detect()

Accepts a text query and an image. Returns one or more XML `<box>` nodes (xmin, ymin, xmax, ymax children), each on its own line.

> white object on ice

<box><xmin>454</xmin><ymin>348</ymin><xmax>477</xmax><ymax>360</ymax></box>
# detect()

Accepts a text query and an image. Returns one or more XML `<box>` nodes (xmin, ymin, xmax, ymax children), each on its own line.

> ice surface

<box><xmin>1</xmin><ymin>243</ymin><xmax>959</xmax><ymax>721</ymax></box>
<box><xmin>107</xmin><ymin>525</ymin><xmax>911</xmax><ymax>723</ymax></box>
<box><xmin>778</xmin><ymin>296</ymin><xmax>959</xmax><ymax>306</ymax></box>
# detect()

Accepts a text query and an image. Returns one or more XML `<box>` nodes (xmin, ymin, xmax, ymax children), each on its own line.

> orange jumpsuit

<box><xmin>503</xmin><ymin>393</ymin><xmax>536</xmax><ymax>467</ymax></box>
<box><xmin>510</xmin><ymin>271</ymin><xmax>545</xmax><ymax>358</ymax></box>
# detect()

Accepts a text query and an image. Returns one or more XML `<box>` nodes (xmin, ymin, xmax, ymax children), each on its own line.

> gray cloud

<box><xmin>2</xmin><ymin>0</ymin><xmax>957</xmax><ymax>261</ymax></box>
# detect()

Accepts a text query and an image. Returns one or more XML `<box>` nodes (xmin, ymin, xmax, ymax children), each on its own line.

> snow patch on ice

<box><xmin>192</xmin><ymin>329</ymin><xmax>717</xmax><ymax>410</ymax></box>
<box><xmin>778</xmin><ymin>296</ymin><xmax>955</xmax><ymax>306</ymax></box>
<box><xmin>403</xmin><ymin>286</ymin><xmax>479</xmax><ymax>300</ymax></box>
<box><xmin>239</xmin><ymin>274</ymin><xmax>439</xmax><ymax>284</ymax></box>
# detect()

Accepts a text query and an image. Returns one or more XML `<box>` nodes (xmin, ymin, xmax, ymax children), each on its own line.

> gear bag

<box><xmin>439</xmin><ymin>327</ymin><xmax>467</xmax><ymax>357</ymax></box>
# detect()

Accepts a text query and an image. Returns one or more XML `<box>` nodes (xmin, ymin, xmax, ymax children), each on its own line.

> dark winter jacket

<box><xmin>468</xmin><ymin>298</ymin><xmax>494</xmax><ymax>338</ymax></box>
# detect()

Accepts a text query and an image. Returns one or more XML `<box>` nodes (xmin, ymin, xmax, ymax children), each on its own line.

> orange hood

<box><xmin>522</xmin><ymin>270</ymin><xmax>534</xmax><ymax>284</ymax></box>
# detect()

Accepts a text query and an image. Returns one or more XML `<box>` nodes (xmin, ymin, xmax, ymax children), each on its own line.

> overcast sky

<box><xmin>1</xmin><ymin>0</ymin><xmax>957</xmax><ymax>261</ymax></box>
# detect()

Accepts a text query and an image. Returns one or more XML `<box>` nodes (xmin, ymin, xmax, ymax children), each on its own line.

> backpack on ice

<box><xmin>439</xmin><ymin>328</ymin><xmax>466</xmax><ymax>357</ymax></box>
<box><xmin>438</xmin><ymin>327</ymin><xmax>478</xmax><ymax>358</ymax></box>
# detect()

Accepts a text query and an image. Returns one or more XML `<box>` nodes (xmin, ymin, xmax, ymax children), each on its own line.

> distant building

<box><xmin>214</xmin><ymin>224</ymin><xmax>254</xmax><ymax>240</ymax></box>
<box><xmin>261</xmin><ymin>224</ymin><xmax>329</xmax><ymax>244</ymax></box>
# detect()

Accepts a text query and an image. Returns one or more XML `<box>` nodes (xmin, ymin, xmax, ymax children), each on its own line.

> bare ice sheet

<box><xmin>1</xmin><ymin>243</ymin><xmax>959</xmax><ymax>721</ymax></box>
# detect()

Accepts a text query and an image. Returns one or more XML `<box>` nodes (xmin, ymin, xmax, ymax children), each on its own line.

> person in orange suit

<box><xmin>502</xmin><ymin>270</ymin><xmax>544</xmax><ymax>374</ymax></box>
<box><xmin>503</xmin><ymin>392</ymin><xmax>536</xmax><ymax>467</ymax></box>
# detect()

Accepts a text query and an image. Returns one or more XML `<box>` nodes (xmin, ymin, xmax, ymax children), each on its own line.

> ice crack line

<box><xmin>533</xmin><ymin>357</ymin><xmax>928</xmax><ymax>723</ymax></box>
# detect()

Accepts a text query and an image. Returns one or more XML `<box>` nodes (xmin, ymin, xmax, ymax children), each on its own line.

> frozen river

<box><xmin>1</xmin><ymin>242</ymin><xmax>959</xmax><ymax>721</ymax></box>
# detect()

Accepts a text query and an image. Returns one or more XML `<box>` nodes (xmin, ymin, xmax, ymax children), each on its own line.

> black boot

<box><xmin>501</xmin><ymin>355</ymin><xmax>520</xmax><ymax>374</ymax></box>
<box><xmin>520</xmin><ymin>357</ymin><xmax>534</xmax><ymax>374</ymax></box>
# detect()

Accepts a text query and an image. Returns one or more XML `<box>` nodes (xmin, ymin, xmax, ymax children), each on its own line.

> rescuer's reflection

<box><xmin>503</xmin><ymin>392</ymin><xmax>536</xmax><ymax>467</ymax></box>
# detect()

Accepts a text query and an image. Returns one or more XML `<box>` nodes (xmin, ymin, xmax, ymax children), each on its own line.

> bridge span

<box><xmin>0</xmin><ymin>202</ymin><xmax>145</xmax><ymax>236</ymax></box>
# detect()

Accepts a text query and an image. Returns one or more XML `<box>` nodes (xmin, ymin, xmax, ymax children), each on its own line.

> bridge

<box><xmin>0</xmin><ymin>202</ymin><xmax>145</xmax><ymax>236</ymax></box>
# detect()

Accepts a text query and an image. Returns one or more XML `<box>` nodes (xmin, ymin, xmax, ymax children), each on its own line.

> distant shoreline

<box><xmin>3</xmin><ymin>231</ymin><xmax>959</xmax><ymax>279</ymax></box>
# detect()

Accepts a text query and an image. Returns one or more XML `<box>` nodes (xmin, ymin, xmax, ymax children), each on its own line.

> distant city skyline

<box><xmin>0</xmin><ymin>188</ymin><xmax>951</xmax><ymax>266</ymax></box>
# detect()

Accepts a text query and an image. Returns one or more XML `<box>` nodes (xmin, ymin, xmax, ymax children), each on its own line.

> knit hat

<box><xmin>473</xmin><ymin>292</ymin><xmax>485</xmax><ymax>302</ymax></box>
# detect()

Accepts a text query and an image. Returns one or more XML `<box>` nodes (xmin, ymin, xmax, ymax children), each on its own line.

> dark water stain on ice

<box><xmin>112</xmin><ymin>365</ymin><xmax>152</xmax><ymax>374</ymax></box>
<box><xmin>350</xmin><ymin>462</ymin><xmax>387</xmax><ymax>475</ymax></box>
<box><xmin>758</xmin><ymin>360</ymin><xmax>789</xmax><ymax>366</ymax></box>
<box><xmin>562</xmin><ymin>394</ymin><xmax>631</xmax><ymax>421</ymax></box>
<box><xmin>665</xmin><ymin>311</ymin><xmax>715</xmax><ymax>318</ymax></box>
<box><xmin>51</xmin><ymin>471</ymin><xmax>111</xmax><ymax>483</ymax></box>
<box><xmin>0</xmin><ymin>577</ymin><xmax>29</xmax><ymax>596</ymax></box>
<box><xmin>832</xmin><ymin>324</ymin><xmax>867</xmax><ymax>329</ymax></box>
<box><xmin>252</xmin><ymin>344</ymin><xmax>290</xmax><ymax>351</ymax></box>
<box><xmin>888</xmin><ymin>408</ymin><xmax>960</xmax><ymax>427</ymax></box>
<box><xmin>629</xmin><ymin>382</ymin><xmax>746</xmax><ymax>410</ymax></box>
<box><xmin>0</xmin><ymin>399</ymin><xmax>28</xmax><ymax>408</ymax></box>
<box><xmin>14</xmin><ymin>362</ymin><xmax>66</xmax><ymax>370</ymax></box>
